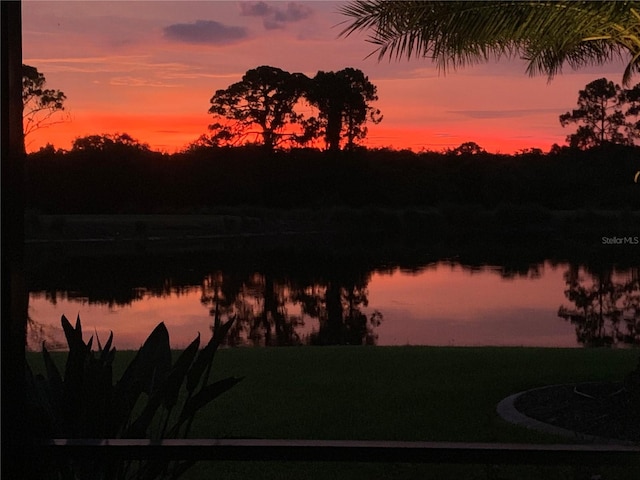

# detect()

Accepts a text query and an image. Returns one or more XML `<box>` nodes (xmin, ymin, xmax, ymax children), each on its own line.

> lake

<box><xmin>26</xmin><ymin>242</ymin><xmax>640</xmax><ymax>350</ymax></box>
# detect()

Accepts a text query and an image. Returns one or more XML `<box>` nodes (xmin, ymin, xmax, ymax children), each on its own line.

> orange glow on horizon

<box><xmin>26</xmin><ymin>114</ymin><xmax>558</xmax><ymax>155</ymax></box>
<box><xmin>25</xmin><ymin>112</ymin><xmax>212</xmax><ymax>153</ymax></box>
<box><xmin>363</xmin><ymin>126</ymin><xmax>558</xmax><ymax>154</ymax></box>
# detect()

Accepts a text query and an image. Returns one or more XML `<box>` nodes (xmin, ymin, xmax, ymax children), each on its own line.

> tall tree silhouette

<box><xmin>339</xmin><ymin>1</ymin><xmax>640</xmax><ymax>86</ymax></box>
<box><xmin>304</xmin><ymin>68</ymin><xmax>382</xmax><ymax>151</ymax></box>
<box><xmin>22</xmin><ymin>64</ymin><xmax>67</xmax><ymax>144</ymax></box>
<box><xmin>208</xmin><ymin>66</ymin><xmax>309</xmax><ymax>151</ymax></box>
<box><xmin>559</xmin><ymin>78</ymin><xmax>639</xmax><ymax>148</ymax></box>
<box><xmin>623</xmin><ymin>82</ymin><xmax>640</xmax><ymax>141</ymax></box>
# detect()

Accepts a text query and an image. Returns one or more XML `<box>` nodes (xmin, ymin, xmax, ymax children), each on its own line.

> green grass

<box><xmin>28</xmin><ymin>346</ymin><xmax>640</xmax><ymax>479</ymax></box>
<box><xmin>188</xmin><ymin>346</ymin><xmax>636</xmax><ymax>441</ymax></box>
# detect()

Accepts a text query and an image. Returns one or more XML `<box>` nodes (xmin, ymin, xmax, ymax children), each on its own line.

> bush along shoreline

<box><xmin>26</xmin><ymin>143</ymin><xmax>640</xmax><ymax>214</ymax></box>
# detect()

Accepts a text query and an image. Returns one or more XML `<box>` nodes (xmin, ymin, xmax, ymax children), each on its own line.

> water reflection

<box><xmin>197</xmin><ymin>269</ymin><xmax>383</xmax><ymax>346</ymax></box>
<box><xmin>27</xmin><ymin>315</ymin><xmax>66</xmax><ymax>350</ymax></box>
<box><xmin>25</xmin><ymin>245</ymin><xmax>640</xmax><ymax>349</ymax></box>
<box><xmin>200</xmin><ymin>272</ymin><xmax>306</xmax><ymax>347</ymax></box>
<box><xmin>293</xmin><ymin>271</ymin><xmax>382</xmax><ymax>346</ymax></box>
<box><xmin>558</xmin><ymin>266</ymin><xmax>640</xmax><ymax>346</ymax></box>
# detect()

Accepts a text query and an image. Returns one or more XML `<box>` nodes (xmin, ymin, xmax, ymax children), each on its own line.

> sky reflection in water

<box><xmin>28</xmin><ymin>261</ymin><xmax>612</xmax><ymax>351</ymax></box>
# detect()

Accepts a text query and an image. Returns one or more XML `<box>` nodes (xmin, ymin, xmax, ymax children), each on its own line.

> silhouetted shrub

<box><xmin>27</xmin><ymin>314</ymin><xmax>241</xmax><ymax>479</ymax></box>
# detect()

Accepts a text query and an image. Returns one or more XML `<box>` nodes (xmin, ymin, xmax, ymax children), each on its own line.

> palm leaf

<box><xmin>339</xmin><ymin>1</ymin><xmax>640</xmax><ymax>85</ymax></box>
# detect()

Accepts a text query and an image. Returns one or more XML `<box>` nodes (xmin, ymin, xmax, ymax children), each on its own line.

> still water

<box><xmin>27</xmin><ymin>260</ymin><xmax>639</xmax><ymax>351</ymax></box>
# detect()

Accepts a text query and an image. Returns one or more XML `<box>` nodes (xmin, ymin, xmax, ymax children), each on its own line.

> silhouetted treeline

<box><xmin>26</xmin><ymin>143</ymin><xmax>640</xmax><ymax>214</ymax></box>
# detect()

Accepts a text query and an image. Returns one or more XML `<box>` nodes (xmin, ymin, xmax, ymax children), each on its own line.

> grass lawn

<box><xmin>28</xmin><ymin>346</ymin><xmax>640</xmax><ymax>479</ymax></box>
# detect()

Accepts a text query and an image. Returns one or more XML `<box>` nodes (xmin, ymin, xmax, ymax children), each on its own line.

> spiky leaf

<box><xmin>179</xmin><ymin>376</ymin><xmax>243</xmax><ymax>425</ymax></box>
<box><xmin>163</xmin><ymin>333</ymin><xmax>200</xmax><ymax>410</ymax></box>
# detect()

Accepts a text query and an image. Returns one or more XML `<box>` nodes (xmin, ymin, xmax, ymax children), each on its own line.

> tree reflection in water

<box><xmin>26</xmin><ymin>314</ymin><xmax>66</xmax><ymax>350</ymax></box>
<box><xmin>199</xmin><ymin>269</ymin><xmax>383</xmax><ymax>346</ymax></box>
<box><xmin>26</xmin><ymin>243</ymin><xmax>640</xmax><ymax>348</ymax></box>
<box><xmin>558</xmin><ymin>266</ymin><xmax>640</xmax><ymax>346</ymax></box>
<box><xmin>293</xmin><ymin>271</ymin><xmax>382</xmax><ymax>345</ymax></box>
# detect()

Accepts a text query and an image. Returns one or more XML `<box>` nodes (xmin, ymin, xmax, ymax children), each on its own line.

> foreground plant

<box><xmin>27</xmin><ymin>314</ymin><xmax>242</xmax><ymax>480</ymax></box>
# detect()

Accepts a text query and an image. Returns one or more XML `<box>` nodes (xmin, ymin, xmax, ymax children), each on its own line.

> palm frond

<box><xmin>339</xmin><ymin>1</ymin><xmax>640</xmax><ymax>85</ymax></box>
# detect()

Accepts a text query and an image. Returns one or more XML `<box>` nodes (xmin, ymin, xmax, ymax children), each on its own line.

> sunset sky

<box><xmin>22</xmin><ymin>0</ymin><xmax>632</xmax><ymax>154</ymax></box>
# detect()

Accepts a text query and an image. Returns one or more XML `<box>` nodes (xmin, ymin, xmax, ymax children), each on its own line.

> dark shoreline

<box><xmin>25</xmin><ymin>207</ymin><xmax>640</xmax><ymax>244</ymax></box>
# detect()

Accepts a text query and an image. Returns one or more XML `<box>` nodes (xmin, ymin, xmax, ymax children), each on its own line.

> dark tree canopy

<box><xmin>208</xmin><ymin>65</ymin><xmax>310</xmax><ymax>151</ymax></box>
<box><xmin>448</xmin><ymin>141</ymin><xmax>486</xmax><ymax>156</ymax></box>
<box><xmin>71</xmin><ymin>133</ymin><xmax>150</xmax><ymax>152</ymax></box>
<box><xmin>559</xmin><ymin>77</ymin><xmax>639</xmax><ymax>149</ymax></box>
<box><xmin>22</xmin><ymin>64</ymin><xmax>67</xmax><ymax>142</ymax></box>
<box><xmin>623</xmin><ymin>83</ymin><xmax>640</xmax><ymax>140</ymax></box>
<box><xmin>304</xmin><ymin>68</ymin><xmax>382</xmax><ymax>151</ymax></box>
<box><xmin>206</xmin><ymin>66</ymin><xmax>382</xmax><ymax>152</ymax></box>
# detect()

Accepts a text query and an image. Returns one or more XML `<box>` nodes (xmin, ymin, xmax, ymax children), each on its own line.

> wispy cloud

<box><xmin>447</xmin><ymin>108</ymin><xmax>560</xmax><ymax>119</ymax></box>
<box><xmin>240</xmin><ymin>1</ymin><xmax>313</xmax><ymax>30</ymax></box>
<box><xmin>162</xmin><ymin>71</ymin><xmax>244</xmax><ymax>80</ymax></box>
<box><xmin>434</xmin><ymin>132</ymin><xmax>456</xmax><ymax>138</ymax></box>
<box><xmin>23</xmin><ymin>55</ymin><xmax>154</xmax><ymax>73</ymax></box>
<box><xmin>23</xmin><ymin>56</ymin><xmax>207</xmax><ymax>79</ymax></box>
<box><xmin>163</xmin><ymin>20</ymin><xmax>248</xmax><ymax>45</ymax></box>
<box><xmin>109</xmin><ymin>76</ymin><xmax>180</xmax><ymax>88</ymax></box>
<box><xmin>25</xmin><ymin>55</ymin><xmax>150</xmax><ymax>65</ymax></box>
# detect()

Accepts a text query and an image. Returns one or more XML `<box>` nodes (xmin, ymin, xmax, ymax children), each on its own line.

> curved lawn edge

<box><xmin>496</xmin><ymin>384</ymin><xmax>637</xmax><ymax>446</ymax></box>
